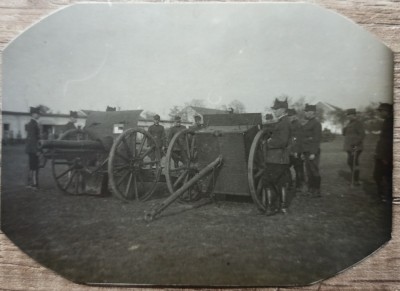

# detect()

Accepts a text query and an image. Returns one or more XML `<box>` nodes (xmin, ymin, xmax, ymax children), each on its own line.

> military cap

<box><xmin>271</xmin><ymin>98</ymin><xmax>288</xmax><ymax>110</ymax></box>
<box><xmin>287</xmin><ymin>108</ymin><xmax>297</xmax><ymax>116</ymax></box>
<box><xmin>30</xmin><ymin>106</ymin><xmax>41</xmax><ymax>114</ymax></box>
<box><xmin>106</xmin><ymin>106</ymin><xmax>116</xmax><ymax>112</ymax></box>
<box><xmin>377</xmin><ymin>103</ymin><xmax>393</xmax><ymax>112</ymax></box>
<box><xmin>153</xmin><ymin>114</ymin><xmax>161</xmax><ymax>120</ymax></box>
<box><xmin>265</xmin><ymin>113</ymin><xmax>274</xmax><ymax>120</ymax></box>
<box><xmin>345</xmin><ymin>108</ymin><xmax>356</xmax><ymax>115</ymax></box>
<box><xmin>174</xmin><ymin>115</ymin><xmax>182</xmax><ymax>121</ymax></box>
<box><xmin>304</xmin><ymin>103</ymin><xmax>317</xmax><ymax>112</ymax></box>
<box><xmin>70</xmin><ymin>111</ymin><xmax>78</xmax><ymax>118</ymax></box>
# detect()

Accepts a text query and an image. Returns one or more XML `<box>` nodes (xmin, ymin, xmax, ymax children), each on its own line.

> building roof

<box><xmin>316</xmin><ymin>101</ymin><xmax>342</xmax><ymax>112</ymax></box>
<box><xmin>187</xmin><ymin>106</ymin><xmax>228</xmax><ymax>115</ymax></box>
<box><xmin>1</xmin><ymin>110</ymin><xmax>81</xmax><ymax>118</ymax></box>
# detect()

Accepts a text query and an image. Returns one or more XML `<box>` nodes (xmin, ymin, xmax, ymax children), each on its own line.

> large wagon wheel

<box><xmin>52</xmin><ymin>128</ymin><xmax>104</xmax><ymax>195</ymax></box>
<box><xmin>108</xmin><ymin>128</ymin><xmax>161</xmax><ymax>202</ymax></box>
<box><xmin>248</xmin><ymin>129</ymin><xmax>270</xmax><ymax>211</ymax></box>
<box><xmin>165</xmin><ymin>129</ymin><xmax>204</xmax><ymax>202</ymax></box>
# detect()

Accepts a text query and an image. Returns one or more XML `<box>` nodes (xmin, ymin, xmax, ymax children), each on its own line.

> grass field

<box><xmin>0</xmin><ymin>135</ymin><xmax>392</xmax><ymax>286</ymax></box>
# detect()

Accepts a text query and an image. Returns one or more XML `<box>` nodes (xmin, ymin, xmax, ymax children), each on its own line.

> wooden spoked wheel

<box><xmin>52</xmin><ymin>129</ymin><xmax>105</xmax><ymax>195</ymax></box>
<box><xmin>248</xmin><ymin>129</ymin><xmax>270</xmax><ymax>211</ymax></box>
<box><xmin>108</xmin><ymin>128</ymin><xmax>161</xmax><ymax>202</ymax></box>
<box><xmin>165</xmin><ymin>129</ymin><xmax>204</xmax><ymax>202</ymax></box>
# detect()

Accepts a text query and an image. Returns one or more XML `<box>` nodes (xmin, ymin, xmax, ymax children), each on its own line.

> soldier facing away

<box><xmin>342</xmin><ymin>108</ymin><xmax>365</xmax><ymax>186</ymax></box>
<box><xmin>25</xmin><ymin>106</ymin><xmax>42</xmax><ymax>189</ymax></box>
<box><xmin>148</xmin><ymin>114</ymin><xmax>167</xmax><ymax>163</ymax></box>
<box><xmin>263</xmin><ymin>98</ymin><xmax>291</xmax><ymax>215</ymax></box>
<box><xmin>301</xmin><ymin>104</ymin><xmax>322</xmax><ymax>198</ymax></box>
<box><xmin>373</xmin><ymin>103</ymin><xmax>393</xmax><ymax>203</ymax></box>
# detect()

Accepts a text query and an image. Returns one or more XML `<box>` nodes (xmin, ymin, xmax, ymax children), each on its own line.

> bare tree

<box><xmin>228</xmin><ymin>99</ymin><xmax>246</xmax><ymax>113</ymax></box>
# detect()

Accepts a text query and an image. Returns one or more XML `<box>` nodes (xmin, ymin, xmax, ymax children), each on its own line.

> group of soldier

<box><xmin>25</xmin><ymin>102</ymin><xmax>394</xmax><ymax>210</ymax></box>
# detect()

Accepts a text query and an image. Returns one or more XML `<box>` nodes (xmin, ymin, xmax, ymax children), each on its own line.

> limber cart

<box><xmin>145</xmin><ymin>113</ymin><xmax>273</xmax><ymax>220</ymax></box>
<box><xmin>39</xmin><ymin>110</ymin><xmax>163</xmax><ymax>201</ymax></box>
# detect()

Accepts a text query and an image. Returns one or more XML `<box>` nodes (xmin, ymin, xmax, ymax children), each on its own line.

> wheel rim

<box><xmin>165</xmin><ymin>129</ymin><xmax>203</xmax><ymax>202</ymax></box>
<box><xmin>248</xmin><ymin>129</ymin><xmax>270</xmax><ymax>211</ymax></box>
<box><xmin>108</xmin><ymin>128</ymin><xmax>161</xmax><ymax>202</ymax></box>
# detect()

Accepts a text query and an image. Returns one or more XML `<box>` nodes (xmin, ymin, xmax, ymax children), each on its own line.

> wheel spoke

<box><xmin>255</xmin><ymin>168</ymin><xmax>265</xmax><ymax>179</ymax></box>
<box><xmin>185</xmin><ymin>134</ymin><xmax>191</xmax><ymax>159</ymax></box>
<box><xmin>139</xmin><ymin>147</ymin><xmax>153</xmax><ymax>159</ymax></box>
<box><xmin>115</xmin><ymin>151</ymin><xmax>130</xmax><ymax>162</ymax></box>
<box><xmin>55</xmin><ymin>165</ymin><xmax>74</xmax><ymax>180</ymax></box>
<box><xmin>75</xmin><ymin>171</ymin><xmax>80</xmax><ymax>194</ymax></box>
<box><xmin>137</xmin><ymin>136</ymin><xmax>147</xmax><ymax>157</ymax></box>
<box><xmin>132</xmin><ymin>132</ymin><xmax>137</xmax><ymax>158</ymax></box>
<box><xmin>117</xmin><ymin>170</ymin><xmax>130</xmax><ymax>187</ymax></box>
<box><xmin>190</xmin><ymin>135</ymin><xmax>196</xmax><ymax>159</ymax></box>
<box><xmin>133</xmin><ymin>174</ymin><xmax>139</xmax><ymax>200</ymax></box>
<box><xmin>122</xmin><ymin>137</ymin><xmax>133</xmax><ymax>159</ymax></box>
<box><xmin>169</xmin><ymin>166</ymin><xmax>186</xmax><ymax>172</ymax></box>
<box><xmin>256</xmin><ymin>178</ymin><xmax>263</xmax><ymax>196</ymax></box>
<box><xmin>125</xmin><ymin>173</ymin><xmax>133</xmax><ymax>198</ymax></box>
<box><xmin>64</xmin><ymin>170</ymin><xmax>77</xmax><ymax>190</ymax></box>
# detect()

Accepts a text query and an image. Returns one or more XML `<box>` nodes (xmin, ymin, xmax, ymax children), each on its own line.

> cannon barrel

<box><xmin>144</xmin><ymin>155</ymin><xmax>223</xmax><ymax>221</ymax></box>
<box><xmin>38</xmin><ymin>139</ymin><xmax>105</xmax><ymax>151</ymax></box>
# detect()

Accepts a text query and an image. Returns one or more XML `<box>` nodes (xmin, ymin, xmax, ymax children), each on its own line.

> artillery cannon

<box><xmin>40</xmin><ymin>110</ymin><xmax>162</xmax><ymax>201</ymax></box>
<box><xmin>145</xmin><ymin>113</ymin><xmax>273</xmax><ymax>221</ymax></box>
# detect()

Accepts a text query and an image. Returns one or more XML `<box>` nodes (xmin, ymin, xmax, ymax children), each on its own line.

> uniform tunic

<box><xmin>25</xmin><ymin>119</ymin><xmax>41</xmax><ymax>170</ymax></box>
<box><xmin>343</xmin><ymin>119</ymin><xmax>365</xmax><ymax>151</ymax></box>
<box><xmin>289</xmin><ymin>119</ymin><xmax>304</xmax><ymax>188</ymax></box>
<box><xmin>168</xmin><ymin>125</ymin><xmax>187</xmax><ymax>164</ymax></box>
<box><xmin>148</xmin><ymin>124</ymin><xmax>167</xmax><ymax>148</ymax></box>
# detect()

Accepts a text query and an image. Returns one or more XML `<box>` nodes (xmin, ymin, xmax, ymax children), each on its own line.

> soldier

<box><xmin>288</xmin><ymin>108</ymin><xmax>304</xmax><ymax>192</ymax></box>
<box><xmin>263</xmin><ymin>98</ymin><xmax>291</xmax><ymax>215</ymax></box>
<box><xmin>148</xmin><ymin>114</ymin><xmax>167</xmax><ymax>163</ymax></box>
<box><xmin>64</xmin><ymin>111</ymin><xmax>78</xmax><ymax>132</ymax></box>
<box><xmin>342</xmin><ymin>108</ymin><xmax>365</xmax><ymax>186</ymax></box>
<box><xmin>25</xmin><ymin>106</ymin><xmax>42</xmax><ymax>189</ymax></box>
<box><xmin>373</xmin><ymin>103</ymin><xmax>393</xmax><ymax>203</ymax></box>
<box><xmin>168</xmin><ymin>116</ymin><xmax>187</xmax><ymax>168</ymax></box>
<box><xmin>189</xmin><ymin>115</ymin><xmax>204</xmax><ymax>131</ymax></box>
<box><xmin>301</xmin><ymin>104</ymin><xmax>322</xmax><ymax>198</ymax></box>
<box><xmin>263</xmin><ymin>113</ymin><xmax>276</xmax><ymax>136</ymax></box>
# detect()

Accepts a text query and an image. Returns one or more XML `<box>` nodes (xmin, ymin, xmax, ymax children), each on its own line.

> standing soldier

<box><xmin>301</xmin><ymin>104</ymin><xmax>322</xmax><ymax>198</ymax></box>
<box><xmin>263</xmin><ymin>99</ymin><xmax>291</xmax><ymax>215</ymax></box>
<box><xmin>288</xmin><ymin>108</ymin><xmax>304</xmax><ymax>192</ymax></box>
<box><xmin>263</xmin><ymin>113</ymin><xmax>276</xmax><ymax>136</ymax></box>
<box><xmin>148</xmin><ymin>114</ymin><xmax>167</xmax><ymax>163</ymax></box>
<box><xmin>25</xmin><ymin>106</ymin><xmax>42</xmax><ymax>189</ymax></box>
<box><xmin>373</xmin><ymin>103</ymin><xmax>393</xmax><ymax>203</ymax></box>
<box><xmin>189</xmin><ymin>115</ymin><xmax>204</xmax><ymax>131</ymax></box>
<box><xmin>64</xmin><ymin>111</ymin><xmax>78</xmax><ymax>132</ymax></box>
<box><xmin>342</xmin><ymin>108</ymin><xmax>365</xmax><ymax>186</ymax></box>
<box><xmin>168</xmin><ymin>116</ymin><xmax>187</xmax><ymax>168</ymax></box>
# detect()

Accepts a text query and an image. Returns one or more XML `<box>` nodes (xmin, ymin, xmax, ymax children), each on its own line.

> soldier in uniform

<box><xmin>373</xmin><ymin>103</ymin><xmax>393</xmax><ymax>203</ymax></box>
<box><xmin>288</xmin><ymin>108</ymin><xmax>304</xmax><ymax>192</ymax></box>
<box><xmin>148</xmin><ymin>114</ymin><xmax>167</xmax><ymax>163</ymax></box>
<box><xmin>263</xmin><ymin>113</ymin><xmax>276</xmax><ymax>136</ymax></box>
<box><xmin>25</xmin><ymin>106</ymin><xmax>42</xmax><ymax>189</ymax></box>
<box><xmin>263</xmin><ymin>99</ymin><xmax>291</xmax><ymax>215</ymax></box>
<box><xmin>189</xmin><ymin>115</ymin><xmax>204</xmax><ymax>131</ymax></box>
<box><xmin>64</xmin><ymin>111</ymin><xmax>78</xmax><ymax>132</ymax></box>
<box><xmin>168</xmin><ymin>116</ymin><xmax>187</xmax><ymax>168</ymax></box>
<box><xmin>342</xmin><ymin>108</ymin><xmax>365</xmax><ymax>186</ymax></box>
<box><xmin>301</xmin><ymin>104</ymin><xmax>322</xmax><ymax>198</ymax></box>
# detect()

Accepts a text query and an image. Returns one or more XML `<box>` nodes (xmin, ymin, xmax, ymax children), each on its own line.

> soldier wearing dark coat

<box><xmin>301</xmin><ymin>104</ymin><xmax>322</xmax><ymax>197</ymax></box>
<box><xmin>373</xmin><ymin>103</ymin><xmax>393</xmax><ymax>203</ymax></box>
<box><xmin>342</xmin><ymin>108</ymin><xmax>365</xmax><ymax>186</ymax></box>
<box><xmin>148</xmin><ymin>114</ymin><xmax>167</xmax><ymax>162</ymax></box>
<box><xmin>25</xmin><ymin>106</ymin><xmax>42</xmax><ymax>189</ymax></box>
<box><xmin>288</xmin><ymin>108</ymin><xmax>304</xmax><ymax>191</ymax></box>
<box><xmin>262</xmin><ymin>113</ymin><xmax>276</xmax><ymax>137</ymax></box>
<box><xmin>64</xmin><ymin>111</ymin><xmax>78</xmax><ymax>132</ymax></box>
<box><xmin>263</xmin><ymin>98</ymin><xmax>291</xmax><ymax>215</ymax></box>
<box><xmin>189</xmin><ymin>115</ymin><xmax>204</xmax><ymax>131</ymax></box>
<box><xmin>168</xmin><ymin>116</ymin><xmax>187</xmax><ymax>167</ymax></box>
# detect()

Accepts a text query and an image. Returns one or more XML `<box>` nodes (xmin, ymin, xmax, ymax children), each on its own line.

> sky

<box><xmin>2</xmin><ymin>3</ymin><xmax>393</xmax><ymax>119</ymax></box>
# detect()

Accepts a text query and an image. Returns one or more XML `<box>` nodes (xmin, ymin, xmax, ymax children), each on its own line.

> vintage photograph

<box><xmin>1</xmin><ymin>3</ymin><xmax>393</xmax><ymax>286</ymax></box>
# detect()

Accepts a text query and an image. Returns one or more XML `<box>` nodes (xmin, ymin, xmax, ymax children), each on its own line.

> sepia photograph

<box><xmin>1</xmin><ymin>2</ymin><xmax>394</xmax><ymax>287</ymax></box>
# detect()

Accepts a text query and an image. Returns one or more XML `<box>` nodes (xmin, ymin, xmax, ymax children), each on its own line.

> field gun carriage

<box><xmin>39</xmin><ymin>110</ymin><xmax>163</xmax><ymax>201</ymax></box>
<box><xmin>145</xmin><ymin>112</ymin><xmax>274</xmax><ymax>220</ymax></box>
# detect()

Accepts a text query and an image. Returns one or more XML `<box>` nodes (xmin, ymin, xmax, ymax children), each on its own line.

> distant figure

<box><xmin>106</xmin><ymin>106</ymin><xmax>116</xmax><ymax>112</ymax></box>
<box><xmin>263</xmin><ymin>98</ymin><xmax>291</xmax><ymax>215</ymax></box>
<box><xmin>189</xmin><ymin>115</ymin><xmax>204</xmax><ymax>131</ymax></box>
<box><xmin>168</xmin><ymin>116</ymin><xmax>187</xmax><ymax>168</ymax></box>
<box><xmin>25</xmin><ymin>106</ymin><xmax>42</xmax><ymax>189</ymax></box>
<box><xmin>301</xmin><ymin>104</ymin><xmax>322</xmax><ymax>198</ymax></box>
<box><xmin>228</xmin><ymin>107</ymin><xmax>234</xmax><ymax>114</ymax></box>
<box><xmin>148</xmin><ymin>114</ymin><xmax>167</xmax><ymax>163</ymax></box>
<box><xmin>64</xmin><ymin>111</ymin><xmax>78</xmax><ymax>132</ymax></box>
<box><xmin>373</xmin><ymin>103</ymin><xmax>393</xmax><ymax>203</ymax></box>
<box><xmin>342</xmin><ymin>108</ymin><xmax>365</xmax><ymax>186</ymax></box>
<box><xmin>288</xmin><ymin>108</ymin><xmax>304</xmax><ymax>192</ymax></box>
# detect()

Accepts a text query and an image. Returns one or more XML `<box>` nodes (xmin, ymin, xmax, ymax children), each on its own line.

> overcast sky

<box><xmin>3</xmin><ymin>3</ymin><xmax>393</xmax><ymax>118</ymax></box>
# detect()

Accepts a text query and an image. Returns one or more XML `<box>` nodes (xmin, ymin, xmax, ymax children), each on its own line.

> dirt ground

<box><xmin>0</xmin><ymin>135</ymin><xmax>392</xmax><ymax>287</ymax></box>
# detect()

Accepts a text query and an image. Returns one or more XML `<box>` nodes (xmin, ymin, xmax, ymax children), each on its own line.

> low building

<box><xmin>180</xmin><ymin>106</ymin><xmax>229</xmax><ymax>123</ymax></box>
